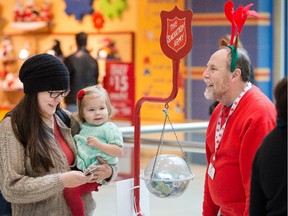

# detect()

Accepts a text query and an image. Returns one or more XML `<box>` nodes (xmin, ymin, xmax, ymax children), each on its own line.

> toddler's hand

<box><xmin>87</xmin><ymin>137</ymin><xmax>101</xmax><ymax>149</ymax></box>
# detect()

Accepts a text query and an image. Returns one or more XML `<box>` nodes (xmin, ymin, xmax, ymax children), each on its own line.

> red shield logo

<box><xmin>166</xmin><ymin>17</ymin><xmax>187</xmax><ymax>52</ymax></box>
<box><xmin>160</xmin><ymin>6</ymin><xmax>193</xmax><ymax>60</ymax></box>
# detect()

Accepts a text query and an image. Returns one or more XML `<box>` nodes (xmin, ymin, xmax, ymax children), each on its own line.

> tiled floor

<box><xmin>92</xmin><ymin>163</ymin><xmax>206</xmax><ymax>216</ymax></box>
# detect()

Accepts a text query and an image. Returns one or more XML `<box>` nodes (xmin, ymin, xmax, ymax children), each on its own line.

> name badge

<box><xmin>208</xmin><ymin>163</ymin><xmax>215</xmax><ymax>180</ymax></box>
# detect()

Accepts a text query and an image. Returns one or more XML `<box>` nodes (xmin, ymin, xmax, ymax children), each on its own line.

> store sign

<box><xmin>104</xmin><ymin>62</ymin><xmax>134</xmax><ymax>120</ymax></box>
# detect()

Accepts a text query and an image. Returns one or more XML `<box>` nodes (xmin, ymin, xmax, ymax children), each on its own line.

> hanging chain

<box><xmin>150</xmin><ymin>104</ymin><xmax>169</xmax><ymax>179</ymax></box>
<box><xmin>163</xmin><ymin>106</ymin><xmax>193</xmax><ymax>175</ymax></box>
<box><xmin>150</xmin><ymin>103</ymin><xmax>193</xmax><ymax>179</ymax></box>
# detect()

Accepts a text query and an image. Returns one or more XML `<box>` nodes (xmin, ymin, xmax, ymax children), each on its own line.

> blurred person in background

<box><xmin>64</xmin><ymin>32</ymin><xmax>99</xmax><ymax>112</ymax></box>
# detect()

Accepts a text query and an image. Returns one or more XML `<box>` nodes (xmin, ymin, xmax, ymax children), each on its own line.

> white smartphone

<box><xmin>84</xmin><ymin>166</ymin><xmax>99</xmax><ymax>176</ymax></box>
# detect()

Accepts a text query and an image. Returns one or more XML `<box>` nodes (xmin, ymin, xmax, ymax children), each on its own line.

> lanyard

<box><xmin>213</xmin><ymin>82</ymin><xmax>252</xmax><ymax>161</ymax></box>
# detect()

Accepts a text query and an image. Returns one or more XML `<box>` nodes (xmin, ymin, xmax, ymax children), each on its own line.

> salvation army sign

<box><xmin>166</xmin><ymin>17</ymin><xmax>186</xmax><ymax>52</ymax></box>
<box><xmin>133</xmin><ymin>7</ymin><xmax>193</xmax><ymax>216</ymax></box>
<box><xmin>160</xmin><ymin>6</ymin><xmax>193</xmax><ymax>60</ymax></box>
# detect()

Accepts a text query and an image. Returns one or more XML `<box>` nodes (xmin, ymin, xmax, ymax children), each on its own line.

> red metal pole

<box><xmin>133</xmin><ymin>59</ymin><xmax>180</xmax><ymax>215</ymax></box>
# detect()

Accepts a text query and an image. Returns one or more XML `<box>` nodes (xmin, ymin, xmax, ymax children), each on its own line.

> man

<box><xmin>202</xmin><ymin>46</ymin><xmax>276</xmax><ymax>216</ymax></box>
<box><xmin>64</xmin><ymin>32</ymin><xmax>99</xmax><ymax>112</ymax></box>
<box><xmin>208</xmin><ymin>34</ymin><xmax>256</xmax><ymax>115</ymax></box>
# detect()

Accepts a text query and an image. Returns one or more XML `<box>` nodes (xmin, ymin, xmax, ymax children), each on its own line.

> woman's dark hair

<box><xmin>274</xmin><ymin>77</ymin><xmax>287</xmax><ymax>122</ymax></box>
<box><xmin>8</xmin><ymin>94</ymin><xmax>60</xmax><ymax>173</ymax></box>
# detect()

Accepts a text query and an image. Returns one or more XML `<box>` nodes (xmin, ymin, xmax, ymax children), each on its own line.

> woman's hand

<box><xmin>60</xmin><ymin>170</ymin><xmax>93</xmax><ymax>188</ymax></box>
<box><xmin>89</xmin><ymin>157</ymin><xmax>112</xmax><ymax>182</ymax></box>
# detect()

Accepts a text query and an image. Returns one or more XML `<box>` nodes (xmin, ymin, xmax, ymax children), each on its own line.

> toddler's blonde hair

<box><xmin>76</xmin><ymin>85</ymin><xmax>115</xmax><ymax>122</ymax></box>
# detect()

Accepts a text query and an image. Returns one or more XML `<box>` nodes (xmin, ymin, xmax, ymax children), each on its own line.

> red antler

<box><xmin>224</xmin><ymin>0</ymin><xmax>260</xmax><ymax>45</ymax></box>
<box><xmin>234</xmin><ymin>3</ymin><xmax>260</xmax><ymax>36</ymax></box>
<box><xmin>224</xmin><ymin>0</ymin><xmax>236</xmax><ymax>45</ymax></box>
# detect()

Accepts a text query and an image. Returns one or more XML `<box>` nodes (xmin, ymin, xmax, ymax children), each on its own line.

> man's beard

<box><xmin>204</xmin><ymin>87</ymin><xmax>214</xmax><ymax>100</ymax></box>
<box><xmin>204</xmin><ymin>81</ymin><xmax>230</xmax><ymax>101</ymax></box>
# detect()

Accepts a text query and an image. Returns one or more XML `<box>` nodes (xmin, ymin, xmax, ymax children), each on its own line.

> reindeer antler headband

<box><xmin>223</xmin><ymin>0</ymin><xmax>259</xmax><ymax>72</ymax></box>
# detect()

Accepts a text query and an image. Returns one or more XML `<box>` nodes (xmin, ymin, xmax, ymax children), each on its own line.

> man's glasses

<box><xmin>48</xmin><ymin>90</ymin><xmax>70</xmax><ymax>98</ymax></box>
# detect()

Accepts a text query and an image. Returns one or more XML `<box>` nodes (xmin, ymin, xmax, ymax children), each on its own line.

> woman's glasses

<box><xmin>48</xmin><ymin>90</ymin><xmax>70</xmax><ymax>98</ymax></box>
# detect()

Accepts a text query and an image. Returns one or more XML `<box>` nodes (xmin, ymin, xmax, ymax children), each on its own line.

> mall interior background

<box><xmin>0</xmin><ymin>0</ymin><xmax>286</xmax><ymax>167</ymax></box>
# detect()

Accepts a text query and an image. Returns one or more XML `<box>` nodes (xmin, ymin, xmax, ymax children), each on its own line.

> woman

<box><xmin>0</xmin><ymin>54</ymin><xmax>116</xmax><ymax>216</ymax></box>
<box><xmin>250</xmin><ymin>77</ymin><xmax>287</xmax><ymax>215</ymax></box>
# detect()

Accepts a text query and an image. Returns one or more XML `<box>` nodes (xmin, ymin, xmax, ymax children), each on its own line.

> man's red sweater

<box><xmin>202</xmin><ymin>86</ymin><xmax>276</xmax><ymax>216</ymax></box>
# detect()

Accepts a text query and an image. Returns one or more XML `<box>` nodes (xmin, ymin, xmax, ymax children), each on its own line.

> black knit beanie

<box><xmin>19</xmin><ymin>53</ymin><xmax>70</xmax><ymax>94</ymax></box>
